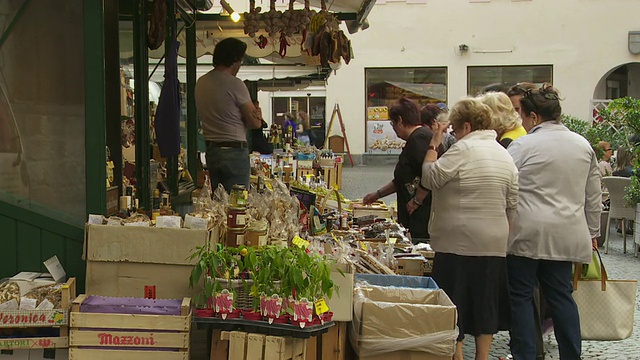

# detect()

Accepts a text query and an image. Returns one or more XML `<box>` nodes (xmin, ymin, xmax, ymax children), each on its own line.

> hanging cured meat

<box><xmin>148</xmin><ymin>0</ymin><xmax>167</xmax><ymax>50</ymax></box>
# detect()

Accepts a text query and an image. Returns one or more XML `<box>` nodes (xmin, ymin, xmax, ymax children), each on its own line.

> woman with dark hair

<box><xmin>422</xmin><ymin>97</ymin><xmax>518</xmax><ymax>360</ymax></box>
<box><xmin>507</xmin><ymin>84</ymin><xmax>601</xmax><ymax>359</ymax></box>
<box><xmin>613</xmin><ymin>146</ymin><xmax>634</xmax><ymax>177</ymax></box>
<box><xmin>362</xmin><ymin>97</ymin><xmax>433</xmax><ymax>240</ymax></box>
<box><xmin>420</xmin><ymin>103</ymin><xmax>456</xmax><ymax>152</ymax></box>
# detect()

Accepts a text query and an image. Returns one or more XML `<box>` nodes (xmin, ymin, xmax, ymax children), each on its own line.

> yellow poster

<box><xmin>367</xmin><ymin>106</ymin><xmax>389</xmax><ymax>121</ymax></box>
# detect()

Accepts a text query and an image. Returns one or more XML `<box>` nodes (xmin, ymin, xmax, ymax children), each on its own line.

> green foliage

<box><xmin>624</xmin><ymin>176</ymin><xmax>640</xmax><ymax>208</ymax></box>
<box><xmin>562</xmin><ymin>114</ymin><xmax>626</xmax><ymax>159</ymax></box>
<box><xmin>188</xmin><ymin>243</ymin><xmax>244</xmax><ymax>306</ymax></box>
<box><xmin>191</xmin><ymin>243</ymin><xmax>336</xmax><ymax>311</ymax></box>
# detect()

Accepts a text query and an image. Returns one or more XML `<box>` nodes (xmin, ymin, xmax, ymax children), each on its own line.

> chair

<box><xmin>602</xmin><ymin>176</ymin><xmax>635</xmax><ymax>254</ymax></box>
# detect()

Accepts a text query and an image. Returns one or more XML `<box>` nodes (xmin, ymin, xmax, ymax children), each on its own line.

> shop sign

<box><xmin>98</xmin><ymin>332</ymin><xmax>156</xmax><ymax>346</ymax></box>
<box><xmin>0</xmin><ymin>310</ymin><xmax>65</xmax><ymax>327</ymax></box>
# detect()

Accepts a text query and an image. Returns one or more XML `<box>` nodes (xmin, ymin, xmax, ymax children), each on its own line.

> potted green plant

<box><xmin>283</xmin><ymin>245</ymin><xmax>336</xmax><ymax>328</ymax></box>
<box><xmin>188</xmin><ymin>243</ymin><xmax>216</xmax><ymax>317</ymax></box>
<box><xmin>249</xmin><ymin>246</ymin><xmax>290</xmax><ymax>323</ymax></box>
<box><xmin>189</xmin><ymin>243</ymin><xmax>243</xmax><ymax>319</ymax></box>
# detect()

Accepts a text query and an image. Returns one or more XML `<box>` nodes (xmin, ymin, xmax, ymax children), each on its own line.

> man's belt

<box><xmin>206</xmin><ymin>141</ymin><xmax>247</xmax><ymax>149</ymax></box>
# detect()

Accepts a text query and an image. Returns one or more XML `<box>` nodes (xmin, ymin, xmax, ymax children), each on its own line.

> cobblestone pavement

<box><xmin>342</xmin><ymin>165</ymin><xmax>640</xmax><ymax>359</ymax></box>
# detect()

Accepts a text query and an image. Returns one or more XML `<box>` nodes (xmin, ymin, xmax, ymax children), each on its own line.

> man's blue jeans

<box><xmin>205</xmin><ymin>147</ymin><xmax>250</xmax><ymax>193</ymax></box>
<box><xmin>507</xmin><ymin>255</ymin><xmax>582</xmax><ymax>360</ymax></box>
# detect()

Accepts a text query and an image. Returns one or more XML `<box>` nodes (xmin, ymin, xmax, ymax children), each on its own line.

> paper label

<box><xmin>44</xmin><ymin>255</ymin><xmax>66</xmax><ymax>283</ymax></box>
<box><xmin>313</xmin><ymin>215</ymin><xmax>322</xmax><ymax>229</ymax></box>
<box><xmin>258</xmin><ymin>235</ymin><xmax>267</xmax><ymax>246</ymax></box>
<box><xmin>185</xmin><ymin>215</ymin><xmax>209</xmax><ymax>229</ymax></box>
<box><xmin>106</xmin><ymin>218</ymin><xmax>122</xmax><ymax>226</ymax></box>
<box><xmin>236</xmin><ymin>234</ymin><xmax>245</xmax><ymax>246</ymax></box>
<box><xmin>36</xmin><ymin>299</ymin><xmax>55</xmax><ymax>310</ymax></box>
<box><xmin>87</xmin><ymin>214</ymin><xmax>105</xmax><ymax>225</ymax></box>
<box><xmin>314</xmin><ymin>298</ymin><xmax>330</xmax><ymax>315</ymax></box>
<box><xmin>359</xmin><ymin>241</ymin><xmax>368</xmax><ymax>251</ymax></box>
<box><xmin>236</xmin><ymin>214</ymin><xmax>246</xmax><ymax>225</ymax></box>
<box><xmin>11</xmin><ymin>272</ymin><xmax>42</xmax><ymax>281</ymax></box>
<box><xmin>292</xmin><ymin>236</ymin><xmax>310</xmax><ymax>249</ymax></box>
<box><xmin>124</xmin><ymin>221</ymin><xmax>150</xmax><ymax>227</ymax></box>
<box><xmin>156</xmin><ymin>216</ymin><xmax>181</xmax><ymax>228</ymax></box>
<box><xmin>19</xmin><ymin>298</ymin><xmax>37</xmax><ymax>310</ymax></box>
<box><xmin>0</xmin><ymin>299</ymin><xmax>19</xmax><ymax>310</ymax></box>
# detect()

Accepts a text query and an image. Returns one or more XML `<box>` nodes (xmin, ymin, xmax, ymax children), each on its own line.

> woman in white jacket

<box><xmin>506</xmin><ymin>84</ymin><xmax>601</xmax><ymax>360</ymax></box>
<box><xmin>422</xmin><ymin>98</ymin><xmax>519</xmax><ymax>360</ymax></box>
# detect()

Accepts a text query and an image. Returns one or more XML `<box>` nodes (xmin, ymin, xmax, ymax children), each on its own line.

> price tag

<box><xmin>388</xmin><ymin>237</ymin><xmax>397</xmax><ymax>245</ymax></box>
<box><xmin>359</xmin><ymin>241</ymin><xmax>368</xmax><ymax>251</ymax></box>
<box><xmin>315</xmin><ymin>298</ymin><xmax>330</xmax><ymax>315</ymax></box>
<box><xmin>292</xmin><ymin>235</ymin><xmax>310</xmax><ymax>249</ymax></box>
<box><xmin>332</xmin><ymin>183</ymin><xmax>339</xmax><ymax>191</ymax></box>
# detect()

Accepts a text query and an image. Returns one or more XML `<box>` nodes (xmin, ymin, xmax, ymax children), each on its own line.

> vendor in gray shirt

<box><xmin>195</xmin><ymin>38</ymin><xmax>262</xmax><ymax>192</ymax></box>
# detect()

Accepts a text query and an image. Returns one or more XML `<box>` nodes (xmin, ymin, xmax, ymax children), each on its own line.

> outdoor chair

<box><xmin>602</xmin><ymin>176</ymin><xmax>635</xmax><ymax>254</ymax></box>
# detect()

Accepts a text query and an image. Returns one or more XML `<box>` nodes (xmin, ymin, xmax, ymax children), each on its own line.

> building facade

<box><xmin>313</xmin><ymin>0</ymin><xmax>640</xmax><ymax>159</ymax></box>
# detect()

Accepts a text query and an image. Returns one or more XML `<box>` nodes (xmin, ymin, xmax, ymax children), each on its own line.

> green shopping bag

<box><xmin>580</xmin><ymin>251</ymin><xmax>602</xmax><ymax>280</ymax></box>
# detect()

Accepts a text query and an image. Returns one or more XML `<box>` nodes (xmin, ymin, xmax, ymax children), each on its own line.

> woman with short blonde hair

<box><xmin>422</xmin><ymin>96</ymin><xmax>518</xmax><ymax>359</ymax></box>
<box><xmin>479</xmin><ymin>92</ymin><xmax>526</xmax><ymax>148</ymax></box>
<box><xmin>447</xmin><ymin>97</ymin><xmax>494</xmax><ymax>134</ymax></box>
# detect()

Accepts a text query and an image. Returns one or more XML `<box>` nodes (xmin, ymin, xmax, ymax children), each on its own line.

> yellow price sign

<box><xmin>315</xmin><ymin>298</ymin><xmax>330</xmax><ymax>315</ymax></box>
<box><xmin>292</xmin><ymin>235</ymin><xmax>310</xmax><ymax>249</ymax></box>
<box><xmin>358</xmin><ymin>241</ymin><xmax>368</xmax><ymax>251</ymax></box>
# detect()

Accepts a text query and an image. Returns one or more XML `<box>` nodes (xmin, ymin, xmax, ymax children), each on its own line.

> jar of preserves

<box><xmin>230</xmin><ymin>184</ymin><xmax>248</xmax><ymax>208</ymax></box>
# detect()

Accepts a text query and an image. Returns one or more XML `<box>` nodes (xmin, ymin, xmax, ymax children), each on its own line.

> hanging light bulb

<box><xmin>220</xmin><ymin>0</ymin><xmax>240</xmax><ymax>22</ymax></box>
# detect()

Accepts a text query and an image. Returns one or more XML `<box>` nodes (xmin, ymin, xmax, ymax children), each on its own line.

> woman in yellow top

<box><xmin>479</xmin><ymin>91</ymin><xmax>526</xmax><ymax>148</ymax></box>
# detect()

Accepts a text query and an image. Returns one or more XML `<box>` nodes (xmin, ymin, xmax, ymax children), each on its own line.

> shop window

<box><xmin>271</xmin><ymin>96</ymin><xmax>326</xmax><ymax>148</ymax></box>
<box><xmin>365</xmin><ymin>67</ymin><xmax>447</xmax><ymax>155</ymax></box>
<box><xmin>467</xmin><ymin>65</ymin><xmax>553</xmax><ymax>95</ymax></box>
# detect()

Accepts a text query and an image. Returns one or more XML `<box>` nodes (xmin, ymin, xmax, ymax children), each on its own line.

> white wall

<box><xmin>324</xmin><ymin>0</ymin><xmax>640</xmax><ymax>154</ymax></box>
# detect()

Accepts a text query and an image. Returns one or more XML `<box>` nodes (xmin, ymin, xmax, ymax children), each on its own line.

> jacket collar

<box><xmin>529</xmin><ymin>120</ymin><xmax>565</xmax><ymax>134</ymax></box>
<box><xmin>461</xmin><ymin>129</ymin><xmax>498</xmax><ymax>140</ymax></box>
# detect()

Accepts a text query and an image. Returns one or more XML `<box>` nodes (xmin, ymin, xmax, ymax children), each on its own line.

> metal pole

<box><xmin>166</xmin><ymin>0</ymin><xmax>179</xmax><ymax>197</ymax></box>
<box><xmin>134</xmin><ymin>0</ymin><xmax>151</xmax><ymax>210</ymax></box>
<box><xmin>186</xmin><ymin>17</ymin><xmax>198</xmax><ymax>185</ymax></box>
<box><xmin>84</xmin><ymin>0</ymin><xmax>107</xmax><ymax>216</ymax></box>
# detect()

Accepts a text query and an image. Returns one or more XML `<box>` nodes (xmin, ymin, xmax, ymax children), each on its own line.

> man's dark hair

<box><xmin>213</xmin><ymin>38</ymin><xmax>247</xmax><ymax>67</ymax></box>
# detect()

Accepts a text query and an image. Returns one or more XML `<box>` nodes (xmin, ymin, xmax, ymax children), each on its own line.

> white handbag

<box><xmin>572</xmin><ymin>249</ymin><xmax>637</xmax><ymax>341</ymax></box>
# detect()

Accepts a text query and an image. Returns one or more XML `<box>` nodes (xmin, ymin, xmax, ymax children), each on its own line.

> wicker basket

<box><xmin>217</xmin><ymin>278</ymin><xmax>254</xmax><ymax>310</ymax></box>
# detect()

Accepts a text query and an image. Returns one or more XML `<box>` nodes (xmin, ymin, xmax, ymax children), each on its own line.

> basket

<box><xmin>316</xmin><ymin>189</ymin><xmax>342</xmax><ymax>214</ymax></box>
<box><xmin>216</xmin><ymin>278</ymin><xmax>254</xmax><ymax>310</ymax></box>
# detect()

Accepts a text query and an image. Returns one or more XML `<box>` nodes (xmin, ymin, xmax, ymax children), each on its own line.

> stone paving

<box><xmin>342</xmin><ymin>165</ymin><xmax>640</xmax><ymax>359</ymax></box>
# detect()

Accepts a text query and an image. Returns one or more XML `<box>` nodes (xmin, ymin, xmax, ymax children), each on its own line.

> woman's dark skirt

<box><xmin>431</xmin><ymin>252</ymin><xmax>511</xmax><ymax>341</ymax></box>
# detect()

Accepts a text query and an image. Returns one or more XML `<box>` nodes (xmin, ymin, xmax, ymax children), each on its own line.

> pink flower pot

<box><xmin>194</xmin><ymin>308</ymin><xmax>214</xmax><ymax>318</ymax></box>
<box><xmin>242</xmin><ymin>310</ymin><xmax>264</xmax><ymax>321</ymax></box>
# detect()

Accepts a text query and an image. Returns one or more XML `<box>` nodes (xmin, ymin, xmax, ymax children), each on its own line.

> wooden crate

<box><xmin>0</xmin><ymin>277</ymin><xmax>76</xmax><ymax>351</ymax></box>
<box><xmin>305</xmin><ymin>322</ymin><xmax>348</xmax><ymax>360</ymax></box>
<box><xmin>68</xmin><ymin>296</ymin><xmax>191</xmax><ymax>360</ymax></box>
<box><xmin>214</xmin><ymin>331</ymin><xmax>307</xmax><ymax>360</ymax></box>
<box><xmin>318</xmin><ymin>167</ymin><xmax>337</xmax><ymax>190</ymax></box>
<box><xmin>297</xmin><ymin>168</ymin><xmax>315</xmax><ymax>182</ymax></box>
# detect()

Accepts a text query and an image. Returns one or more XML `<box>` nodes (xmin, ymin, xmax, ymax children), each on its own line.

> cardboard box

<box><xmin>351</xmin><ymin>285</ymin><xmax>457</xmax><ymax>358</ymax></box>
<box><xmin>326</xmin><ymin>263</ymin><xmax>354</xmax><ymax>322</ymax></box>
<box><xmin>84</xmin><ymin>225</ymin><xmax>214</xmax><ymax>299</ymax></box>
